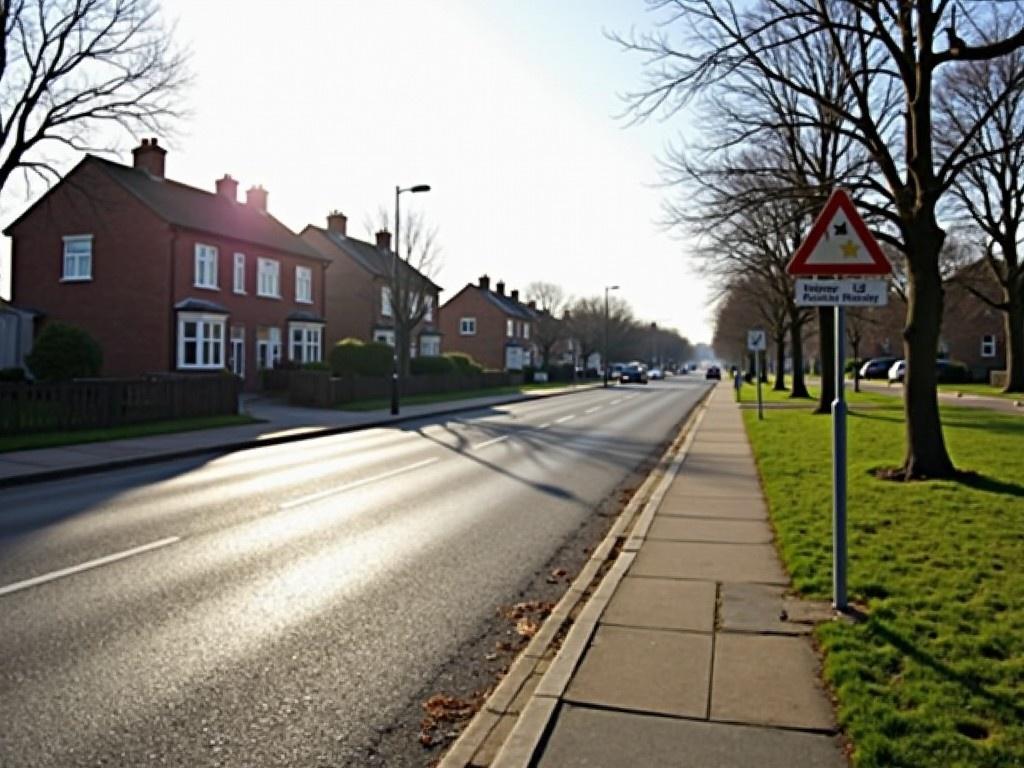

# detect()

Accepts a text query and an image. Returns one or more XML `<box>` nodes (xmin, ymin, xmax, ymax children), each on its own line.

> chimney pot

<box><xmin>528</xmin><ymin>300</ymin><xmax>536</xmax><ymax>310</ymax></box>
<box><xmin>478</xmin><ymin>275</ymin><xmax>490</xmax><ymax>290</ymax></box>
<box><xmin>216</xmin><ymin>174</ymin><xmax>238</xmax><ymax>202</ymax></box>
<box><xmin>327</xmin><ymin>211</ymin><xmax>348</xmax><ymax>236</ymax></box>
<box><xmin>245</xmin><ymin>185</ymin><xmax>268</xmax><ymax>213</ymax></box>
<box><xmin>132</xmin><ymin>137</ymin><xmax>166</xmax><ymax>178</ymax></box>
<box><xmin>496</xmin><ymin>280</ymin><xmax>506</xmax><ymax>296</ymax></box>
<box><xmin>375</xmin><ymin>229</ymin><xmax>392</xmax><ymax>252</ymax></box>
<box><xmin>511</xmin><ymin>289</ymin><xmax>519</xmax><ymax>303</ymax></box>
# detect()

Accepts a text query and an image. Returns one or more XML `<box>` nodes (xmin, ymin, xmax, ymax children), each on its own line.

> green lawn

<box><xmin>743</xmin><ymin>399</ymin><xmax>1024</xmax><ymax>767</ymax></box>
<box><xmin>0</xmin><ymin>414</ymin><xmax>258</xmax><ymax>453</ymax></box>
<box><xmin>936</xmin><ymin>382</ymin><xmax>1024</xmax><ymax>401</ymax></box>
<box><xmin>336</xmin><ymin>381</ymin><xmax>581</xmax><ymax>412</ymax></box>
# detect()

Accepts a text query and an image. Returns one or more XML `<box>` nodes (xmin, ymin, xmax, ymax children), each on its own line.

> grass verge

<box><xmin>0</xmin><ymin>414</ymin><xmax>259</xmax><ymax>453</ymax></box>
<box><xmin>743</xmin><ymin>398</ymin><xmax>1024</xmax><ymax>767</ymax></box>
<box><xmin>936</xmin><ymin>382</ymin><xmax>1024</xmax><ymax>401</ymax></box>
<box><xmin>336</xmin><ymin>382</ymin><xmax>581</xmax><ymax>412</ymax></box>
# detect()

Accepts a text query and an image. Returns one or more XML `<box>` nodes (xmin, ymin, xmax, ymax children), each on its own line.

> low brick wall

<box><xmin>287</xmin><ymin>370</ymin><xmax>525</xmax><ymax>408</ymax></box>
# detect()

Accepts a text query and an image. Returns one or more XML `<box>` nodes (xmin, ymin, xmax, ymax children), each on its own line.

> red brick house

<box><xmin>439</xmin><ymin>276</ymin><xmax>538</xmax><ymax>371</ymax></box>
<box><xmin>300</xmin><ymin>213</ymin><xmax>442</xmax><ymax>357</ymax></box>
<box><xmin>6</xmin><ymin>139</ymin><xmax>329</xmax><ymax>390</ymax></box>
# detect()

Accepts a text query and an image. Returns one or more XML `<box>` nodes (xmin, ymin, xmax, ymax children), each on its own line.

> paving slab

<box><xmin>647</xmin><ymin>516</ymin><xmax>774</xmax><ymax>544</ymax></box>
<box><xmin>564</xmin><ymin>625</ymin><xmax>712</xmax><ymax>718</ymax></box>
<box><xmin>711</xmin><ymin>633</ymin><xmax>837</xmax><ymax>730</ymax></box>
<box><xmin>685</xmin><ymin>442</ymin><xmax>755</xmax><ymax>459</ymax></box>
<box><xmin>662</xmin><ymin>473</ymin><xmax>764</xmax><ymax>501</ymax></box>
<box><xmin>601</xmin><ymin>577</ymin><xmax>716</xmax><ymax>633</ymax></box>
<box><xmin>659</xmin><ymin>490</ymin><xmax>767</xmax><ymax>518</ymax></box>
<box><xmin>538</xmin><ymin>705</ymin><xmax>848</xmax><ymax>768</ymax></box>
<box><xmin>719</xmin><ymin>583</ymin><xmax>809</xmax><ymax>635</ymax></box>
<box><xmin>630</xmin><ymin>541</ymin><xmax>788</xmax><ymax>584</ymax></box>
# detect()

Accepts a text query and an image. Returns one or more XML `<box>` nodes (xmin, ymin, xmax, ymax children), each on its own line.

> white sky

<box><xmin>1</xmin><ymin>0</ymin><xmax>713</xmax><ymax>343</ymax></box>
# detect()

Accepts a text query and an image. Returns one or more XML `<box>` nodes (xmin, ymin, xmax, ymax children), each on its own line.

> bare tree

<box><xmin>525</xmin><ymin>281</ymin><xmax>567</xmax><ymax>369</ymax></box>
<box><xmin>937</xmin><ymin>38</ymin><xmax>1024</xmax><ymax>391</ymax></box>
<box><xmin>567</xmin><ymin>295</ymin><xmax>637</xmax><ymax>371</ymax></box>
<box><xmin>0</xmin><ymin>0</ymin><xmax>189</xmax><ymax>200</ymax></box>
<box><xmin>614</xmin><ymin>0</ymin><xmax>1024</xmax><ymax>478</ymax></box>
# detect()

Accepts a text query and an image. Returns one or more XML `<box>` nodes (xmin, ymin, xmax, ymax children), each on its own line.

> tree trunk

<box><xmin>788</xmin><ymin>311</ymin><xmax>810</xmax><ymax>398</ymax></box>
<box><xmin>901</xmin><ymin>226</ymin><xmax>955</xmax><ymax>478</ymax></box>
<box><xmin>773</xmin><ymin>334</ymin><xmax>786</xmax><ymax>390</ymax></box>
<box><xmin>1003</xmin><ymin>284</ymin><xmax>1024</xmax><ymax>392</ymax></box>
<box><xmin>814</xmin><ymin>306</ymin><xmax>834</xmax><ymax>414</ymax></box>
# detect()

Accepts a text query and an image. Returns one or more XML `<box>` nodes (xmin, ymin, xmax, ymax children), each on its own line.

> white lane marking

<box><xmin>609</xmin><ymin>399</ymin><xmax>622</xmax><ymax>405</ymax></box>
<box><xmin>473</xmin><ymin>435</ymin><xmax>509</xmax><ymax>450</ymax></box>
<box><xmin>537</xmin><ymin>422</ymin><xmax>553</xmax><ymax>430</ymax></box>
<box><xmin>585</xmin><ymin>406</ymin><xmax>602</xmax><ymax>414</ymax></box>
<box><xmin>279</xmin><ymin>457</ymin><xmax>440</xmax><ymax>509</ymax></box>
<box><xmin>555</xmin><ymin>415</ymin><xmax>576</xmax><ymax>424</ymax></box>
<box><xmin>0</xmin><ymin>536</ymin><xmax>181</xmax><ymax>598</ymax></box>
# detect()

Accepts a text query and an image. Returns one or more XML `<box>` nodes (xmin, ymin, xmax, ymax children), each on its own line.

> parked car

<box><xmin>705</xmin><ymin>365</ymin><xmax>722</xmax><ymax>381</ymax></box>
<box><xmin>859</xmin><ymin>357</ymin><xmax>900</xmax><ymax>380</ymax></box>
<box><xmin>888</xmin><ymin>360</ymin><xmax>906</xmax><ymax>383</ymax></box>
<box><xmin>649</xmin><ymin>367</ymin><xmax>664</xmax><ymax>380</ymax></box>
<box><xmin>620</xmin><ymin>363</ymin><xmax>649</xmax><ymax>384</ymax></box>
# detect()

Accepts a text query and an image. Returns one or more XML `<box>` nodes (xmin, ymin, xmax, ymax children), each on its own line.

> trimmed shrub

<box><xmin>25</xmin><ymin>322</ymin><xmax>102</xmax><ymax>381</ymax></box>
<box><xmin>444</xmin><ymin>352</ymin><xmax>483</xmax><ymax>375</ymax></box>
<box><xmin>411</xmin><ymin>355</ymin><xmax>455</xmax><ymax>375</ymax></box>
<box><xmin>0</xmin><ymin>367</ymin><xmax>27</xmax><ymax>383</ymax></box>
<box><xmin>302</xmin><ymin>361</ymin><xmax>330</xmax><ymax>372</ymax></box>
<box><xmin>330</xmin><ymin>338</ymin><xmax>393</xmax><ymax>377</ymax></box>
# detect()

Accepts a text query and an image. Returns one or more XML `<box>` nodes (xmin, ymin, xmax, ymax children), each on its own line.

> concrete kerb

<box><xmin>441</xmin><ymin>389</ymin><xmax>715</xmax><ymax>768</ymax></box>
<box><xmin>0</xmin><ymin>384</ymin><xmax>603</xmax><ymax>490</ymax></box>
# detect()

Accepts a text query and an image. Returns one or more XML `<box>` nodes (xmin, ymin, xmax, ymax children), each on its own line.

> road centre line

<box><xmin>537</xmin><ymin>422</ymin><xmax>552</xmax><ymax>430</ymax></box>
<box><xmin>472</xmin><ymin>435</ymin><xmax>509</xmax><ymax>450</ymax></box>
<box><xmin>555</xmin><ymin>415</ymin><xmax>576</xmax><ymax>424</ymax></box>
<box><xmin>584</xmin><ymin>406</ymin><xmax>602</xmax><ymax>414</ymax></box>
<box><xmin>609</xmin><ymin>399</ymin><xmax>622</xmax><ymax>405</ymax></box>
<box><xmin>0</xmin><ymin>536</ymin><xmax>181</xmax><ymax>598</ymax></box>
<box><xmin>279</xmin><ymin>457</ymin><xmax>440</xmax><ymax>510</ymax></box>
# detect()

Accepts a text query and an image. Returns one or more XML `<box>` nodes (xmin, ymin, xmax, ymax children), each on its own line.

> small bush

<box><xmin>302</xmin><ymin>361</ymin><xmax>330</xmax><ymax>372</ymax></box>
<box><xmin>444</xmin><ymin>352</ymin><xmax>483</xmax><ymax>375</ymax></box>
<box><xmin>330</xmin><ymin>338</ymin><xmax>394</xmax><ymax>377</ymax></box>
<box><xmin>26</xmin><ymin>322</ymin><xmax>102</xmax><ymax>381</ymax></box>
<box><xmin>0</xmin><ymin>367</ymin><xmax>27</xmax><ymax>383</ymax></box>
<box><xmin>411</xmin><ymin>356</ymin><xmax>455</xmax><ymax>375</ymax></box>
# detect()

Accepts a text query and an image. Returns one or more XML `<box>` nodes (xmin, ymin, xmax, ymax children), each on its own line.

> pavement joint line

<box><xmin>442</xmin><ymin>386</ymin><xmax>716</xmax><ymax>766</ymax></box>
<box><xmin>472</xmin><ymin>435</ymin><xmax>509</xmax><ymax>450</ymax></box>
<box><xmin>0</xmin><ymin>536</ymin><xmax>181</xmax><ymax>597</ymax></box>
<box><xmin>277</xmin><ymin>457</ymin><xmax>439</xmax><ymax>509</ymax></box>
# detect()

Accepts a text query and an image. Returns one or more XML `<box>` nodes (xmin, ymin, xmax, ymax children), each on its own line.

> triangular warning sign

<box><xmin>786</xmin><ymin>189</ymin><xmax>892</xmax><ymax>276</ymax></box>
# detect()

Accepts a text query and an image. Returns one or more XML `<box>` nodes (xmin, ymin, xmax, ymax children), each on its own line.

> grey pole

<box><xmin>390</xmin><ymin>186</ymin><xmax>401</xmax><ymax>415</ymax></box>
<box><xmin>755</xmin><ymin>351</ymin><xmax>764</xmax><ymax>421</ymax></box>
<box><xmin>832</xmin><ymin>305</ymin><xmax>848</xmax><ymax>610</ymax></box>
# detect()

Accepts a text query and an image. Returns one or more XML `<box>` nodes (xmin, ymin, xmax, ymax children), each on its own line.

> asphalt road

<box><xmin>0</xmin><ymin>377</ymin><xmax>711</xmax><ymax>767</ymax></box>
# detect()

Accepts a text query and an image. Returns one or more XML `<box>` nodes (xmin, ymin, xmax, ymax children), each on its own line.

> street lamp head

<box><xmin>610</xmin><ymin>285</ymin><xmax>620</xmax><ymax>290</ymax></box>
<box><xmin>410</xmin><ymin>184</ymin><xmax>431</xmax><ymax>193</ymax></box>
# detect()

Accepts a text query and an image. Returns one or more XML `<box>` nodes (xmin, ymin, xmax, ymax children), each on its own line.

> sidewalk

<box><xmin>0</xmin><ymin>384</ymin><xmax>598</xmax><ymax>487</ymax></box>
<box><xmin>444</xmin><ymin>385</ymin><xmax>848</xmax><ymax>767</ymax></box>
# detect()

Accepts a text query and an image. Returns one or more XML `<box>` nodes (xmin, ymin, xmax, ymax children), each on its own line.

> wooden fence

<box><xmin>287</xmin><ymin>370</ymin><xmax>524</xmax><ymax>408</ymax></box>
<box><xmin>0</xmin><ymin>374</ymin><xmax>241</xmax><ymax>435</ymax></box>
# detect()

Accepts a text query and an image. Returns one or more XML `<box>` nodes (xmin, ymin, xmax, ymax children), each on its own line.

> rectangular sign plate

<box><xmin>795</xmin><ymin>279</ymin><xmax>889</xmax><ymax>307</ymax></box>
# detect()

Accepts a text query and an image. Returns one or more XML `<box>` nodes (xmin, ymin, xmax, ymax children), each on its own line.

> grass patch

<box><xmin>336</xmin><ymin>382</ymin><xmax>578</xmax><ymax>412</ymax></box>
<box><xmin>0</xmin><ymin>414</ymin><xmax>258</xmax><ymax>453</ymax></box>
<box><xmin>937</xmin><ymin>382</ymin><xmax>1024</xmax><ymax>401</ymax></box>
<box><xmin>743</xmin><ymin>400</ymin><xmax>1024</xmax><ymax>767</ymax></box>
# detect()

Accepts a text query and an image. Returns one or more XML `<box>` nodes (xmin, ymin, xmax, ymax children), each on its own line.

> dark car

<box><xmin>620</xmin><ymin>363</ymin><xmax>649</xmax><ymax>384</ymax></box>
<box><xmin>705</xmin><ymin>365</ymin><xmax>721</xmax><ymax>381</ymax></box>
<box><xmin>859</xmin><ymin>357</ymin><xmax>899</xmax><ymax>380</ymax></box>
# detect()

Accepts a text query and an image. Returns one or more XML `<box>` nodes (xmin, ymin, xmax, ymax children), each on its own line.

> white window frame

<box><xmin>523</xmin><ymin>322</ymin><xmax>530</xmax><ymax>340</ymax></box>
<box><xmin>61</xmin><ymin>235</ymin><xmax>93</xmax><ymax>281</ymax></box>
<box><xmin>257</xmin><ymin>326</ymin><xmax>282</xmax><ymax>369</ymax></box>
<box><xmin>177</xmin><ymin>312</ymin><xmax>226</xmax><ymax>370</ymax></box>
<box><xmin>194</xmin><ymin>243</ymin><xmax>219</xmax><ymax>289</ymax></box>
<box><xmin>257</xmin><ymin>258</ymin><xmax>280</xmax><ymax>298</ymax></box>
<box><xmin>423</xmin><ymin>294</ymin><xmax>434</xmax><ymax>322</ymax></box>
<box><xmin>289</xmin><ymin>322</ymin><xmax>322</xmax><ymax>363</ymax></box>
<box><xmin>420</xmin><ymin>335</ymin><xmax>441</xmax><ymax>357</ymax></box>
<box><xmin>459</xmin><ymin>317</ymin><xmax>476</xmax><ymax>336</ymax></box>
<box><xmin>981</xmin><ymin>334</ymin><xmax>996</xmax><ymax>358</ymax></box>
<box><xmin>374</xmin><ymin>329</ymin><xmax>396</xmax><ymax>347</ymax></box>
<box><xmin>295</xmin><ymin>266</ymin><xmax>313</xmax><ymax>304</ymax></box>
<box><xmin>230</xmin><ymin>326</ymin><xmax>245</xmax><ymax>377</ymax></box>
<box><xmin>381</xmin><ymin>286</ymin><xmax>393</xmax><ymax>317</ymax></box>
<box><xmin>506</xmin><ymin>318</ymin><xmax>515</xmax><ymax>338</ymax></box>
<box><xmin>233</xmin><ymin>252</ymin><xmax>246</xmax><ymax>294</ymax></box>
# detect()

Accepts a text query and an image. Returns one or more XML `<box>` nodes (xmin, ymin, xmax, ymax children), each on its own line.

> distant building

<box><xmin>6</xmin><ymin>138</ymin><xmax>329</xmax><ymax>389</ymax></box>
<box><xmin>439</xmin><ymin>275</ymin><xmax>538</xmax><ymax>371</ymax></box>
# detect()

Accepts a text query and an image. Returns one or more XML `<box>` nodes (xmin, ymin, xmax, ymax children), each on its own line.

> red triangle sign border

<box><xmin>786</xmin><ymin>189</ymin><xmax>892</xmax><ymax>276</ymax></box>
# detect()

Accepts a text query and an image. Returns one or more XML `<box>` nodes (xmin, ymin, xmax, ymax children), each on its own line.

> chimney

<box><xmin>496</xmin><ymin>280</ymin><xmax>506</xmax><ymax>296</ymax></box>
<box><xmin>478</xmin><ymin>275</ymin><xmax>490</xmax><ymax>290</ymax></box>
<box><xmin>327</xmin><ymin>210</ymin><xmax>348</xmax><ymax>236</ymax></box>
<box><xmin>215</xmin><ymin>174</ymin><xmax>238</xmax><ymax>202</ymax></box>
<box><xmin>375</xmin><ymin>229</ymin><xmax>392</xmax><ymax>252</ymax></box>
<box><xmin>528</xmin><ymin>300</ymin><xmax>537</xmax><ymax>310</ymax></box>
<box><xmin>510</xmin><ymin>289</ymin><xmax>519</xmax><ymax>303</ymax></box>
<box><xmin>132</xmin><ymin>137</ymin><xmax>166</xmax><ymax>178</ymax></box>
<box><xmin>246</xmin><ymin>185</ymin><xmax>268</xmax><ymax>213</ymax></box>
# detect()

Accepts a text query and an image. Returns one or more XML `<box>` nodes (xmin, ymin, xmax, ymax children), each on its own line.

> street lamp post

<box><xmin>391</xmin><ymin>183</ymin><xmax>431</xmax><ymax>415</ymax></box>
<box><xmin>603</xmin><ymin>285</ymin><xmax>619</xmax><ymax>387</ymax></box>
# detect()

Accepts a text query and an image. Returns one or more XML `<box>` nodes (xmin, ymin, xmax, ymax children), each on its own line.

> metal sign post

<box><xmin>832</xmin><ymin>307</ymin><xmax>847</xmax><ymax>610</ymax></box>
<box><xmin>747</xmin><ymin>329</ymin><xmax>766</xmax><ymax>421</ymax></box>
<box><xmin>755</xmin><ymin>351</ymin><xmax>763</xmax><ymax>421</ymax></box>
